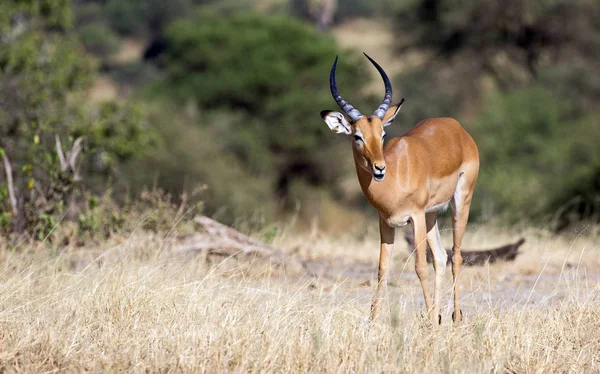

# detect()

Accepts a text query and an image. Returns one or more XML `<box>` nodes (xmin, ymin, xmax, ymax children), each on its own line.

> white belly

<box><xmin>424</xmin><ymin>200</ymin><xmax>451</xmax><ymax>213</ymax></box>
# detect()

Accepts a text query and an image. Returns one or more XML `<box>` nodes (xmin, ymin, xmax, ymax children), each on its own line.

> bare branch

<box><xmin>2</xmin><ymin>153</ymin><xmax>18</xmax><ymax>215</ymax></box>
<box><xmin>67</xmin><ymin>137</ymin><xmax>84</xmax><ymax>181</ymax></box>
<box><xmin>55</xmin><ymin>135</ymin><xmax>68</xmax><ymax>172</ymax></box>
<box><xmin>174</xmin><ymin>216</ymin><xmax>284</xmax><ymax>263</ymax></box>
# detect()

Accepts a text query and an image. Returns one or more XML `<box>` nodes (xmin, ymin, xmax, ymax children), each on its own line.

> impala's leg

<box><xmin>369</xmin><ymin>216</ymin><xmax>395</xmax><ymax>321</ymax></box>
<box><xmin>426</xmin><ymin>212</ymin><xmax>448</xmax><ymax>325</ymax></box>
<box><xmin>413</xmin><ymin>213</ymin><xmax>433</xmax><ymax>323</ymax></box>
<box><xmin>451</xmin><ymin>173</ymin><xmax>474</xmax><ymax>323</ymax></box>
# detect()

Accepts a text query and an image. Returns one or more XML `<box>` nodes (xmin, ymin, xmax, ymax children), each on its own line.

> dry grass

<box><xmin>0</xmin><ymin>224</ymin><xmax>598</xmax><ymax>373</ymax></box>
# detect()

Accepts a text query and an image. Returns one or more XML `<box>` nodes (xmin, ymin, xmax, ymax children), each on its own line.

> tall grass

<box><xmin>0</xmin><ymin>225</ymin><xmax>598</xmax><ymax>372</ymax></box>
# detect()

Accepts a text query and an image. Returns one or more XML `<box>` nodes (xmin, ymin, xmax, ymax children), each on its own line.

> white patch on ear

<box><xmin>382</xmin><ymin>102</ymin><xmax>403</xmax><ymax>127</ymax></box>
<box><xmin>322</xmin><ymin>111</ymin><xmax>352</xmax><ymax>135</ymax></box>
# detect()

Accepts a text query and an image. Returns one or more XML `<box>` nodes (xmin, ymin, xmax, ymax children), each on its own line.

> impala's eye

<box><xmin>354</xmin><ymin>135</ymin><xmax>362</xmax><ymax>142</ymax></box>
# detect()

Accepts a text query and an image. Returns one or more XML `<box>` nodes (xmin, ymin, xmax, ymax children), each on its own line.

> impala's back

<box><xmin>394</xmin><ymin>117</ymin><xmax>480</xmax><ymax>211</ymax></box>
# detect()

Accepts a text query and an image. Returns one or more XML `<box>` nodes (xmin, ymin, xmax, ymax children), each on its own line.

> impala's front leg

<box><xmin>413</xmin><ymin>213</ymin><xmax>434</xmax><ymax>324</ymax></box>
<box><xmin>426</xmin><ymin>212</ymin><xmax>448</xmax><ymax>326</ymax></box>
<box><xmin>369</xmin><ymin>217</ymin><xmax>395</xmax><ymax>321</ymax></box>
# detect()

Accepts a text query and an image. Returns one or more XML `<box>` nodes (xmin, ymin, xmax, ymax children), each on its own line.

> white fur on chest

<box><xmin>386</xmin><ymin>215</ymin><xmax>410</xmax><ymax>228</ymax></box>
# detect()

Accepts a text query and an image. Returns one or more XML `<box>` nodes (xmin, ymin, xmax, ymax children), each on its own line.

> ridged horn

<box><xmin>364</xmin><ymin>53</ymin><xmax>392</xmax><ymax>119</ymax></box>
<box><xmin>329</xmin><ymin>56</ymin><xmax>363</xmax><ymax>122</ymax></box>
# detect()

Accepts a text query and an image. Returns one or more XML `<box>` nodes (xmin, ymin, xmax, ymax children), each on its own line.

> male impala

<box><xmin>321</xmin><ymin>54</ymin><xmax>479</xmax><ymax>324</ymax></box>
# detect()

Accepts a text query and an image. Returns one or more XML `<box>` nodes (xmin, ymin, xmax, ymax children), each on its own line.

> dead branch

<box><xmin>173</xmin><ymin>216</ymin><xmax>523</xmax><ymax>281</ymax></box>
<box><xmin>56</xmin><ymin>135</ymin><xmax>84</xmax><ymax>180</ymax></box>
<box><xmin>1</xmin><ymin>153</ymin><xmax>18</xmax><ymax>215</ymax></box>
<box><xmin>174</xmin><ymin>216</ymin><xmax>284</xmax><ymax>263</ymax></box>
<box><xmin>67</xmin><ymin>137</ymin><xmax>84</xmax><ymax>181</ymax></box>
<box><xmin>55</xmin><ymin>135</ymin><xmax>68</xmax><ymax>172</ymax></box>
<box><xmin>404</xmin><ymin>231</ymin><xmax>524</xmax><ymax>266</ymax></box>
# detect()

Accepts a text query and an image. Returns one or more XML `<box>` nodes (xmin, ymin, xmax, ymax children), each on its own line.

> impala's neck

<box><xmin>352</xmin><ymin>145</ymin><xmax>391</xmax><ymax>213</ymax></box>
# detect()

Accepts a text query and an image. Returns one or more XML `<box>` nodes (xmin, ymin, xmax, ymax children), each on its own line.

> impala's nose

<box><xmin>373</xmin><ymin>163</ymin><xmax>386</xmax><ymax>181</ymax></box>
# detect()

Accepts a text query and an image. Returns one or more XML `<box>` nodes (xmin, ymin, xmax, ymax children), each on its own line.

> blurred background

<box><xmin>1</xmin><ymin>0</ymin><xmax>599</xmax><ymax>239</ymax></box>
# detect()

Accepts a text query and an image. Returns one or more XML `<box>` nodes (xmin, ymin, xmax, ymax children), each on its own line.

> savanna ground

<box><xmin>0</xmin><ymin>220</ymin><xmax>598</xmax><ymax>373</ymax></box>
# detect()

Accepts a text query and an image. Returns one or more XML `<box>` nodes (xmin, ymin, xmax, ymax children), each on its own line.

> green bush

<box><xmin>125</xmin><ymin>108</ymin><xmax>276</xmax><ymax>225</ymax></box>
<box><xmin>472</xmin><ymin>86</ymin><xmax>600</xmax><ymax>226</ymax></box>
<box><xmin>75</xmin><ymin>2</ymin><xmax>107</xmax><ymax>27</ymax></box>
<box><xmin>105</xmin><ymin>0</ymin><xmax>192</xmax><ymax>36</ymax></box>
<box><xmin>149</xmin><ymin>13</ymin><xmax>367</xmax><ymax>215</ymax></box>
<box><xmin>79</xmin><ymin>23</ymin><xmax>120</xmax><ymax>56</ymax></box>
<box><xmin>0</xmin><ymin>0</ymin><xmax>157</xmax><ymax>239</ymax></box>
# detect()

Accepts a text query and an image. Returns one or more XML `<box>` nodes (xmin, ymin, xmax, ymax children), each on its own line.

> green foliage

<box><xmin>0</xmin><ymin>0</ymin><xmax>156</xmax><ymax>238</ymax></box>
<box><xmin>75</xmin><ymin>2</ymin><xmax>106</xmax><ymax>26</ymax></box>
<box><xmin>389</xmin><ymin>0</ymin><xmax>600</xmax><ymax>227</ymax></box>
<box><xmin>0</xmin><ymin>0</ymin><xmax>73</xmax><ymax>32</ymax></box>
<box><xmin>392</xmin><ymin>69</ymin><xmax>462</xmax><ymax>132</ymax></box>
<box><xmin>2</xmin><ymin>0</ymin><xmax>597</xmax><ymax>236</ymax></box>
<box><xmin>473</xmin><ymin>86</ymin><xmax>600</xmax><ymax>225</ymax></box>
<box><xmin>0</xmin><ymin>32</ymin><xmax>94</xmax><ymax>126</ymax></box>
<box><xmin>78</xmin><ymin>23</ymin><xmax>120</xmax><ymax>56</ymax></box>
<box><xmin>159</xmin><ymin>13</ymin><xmax>363</xmax><ymax>148</ymax></box>
<box><xmin>73</xmin><ymin>102</ymin><xmax>155</xmax><ymax>165</ymax></box>
<box><xmin>391</xmin><ymin>0</ymin><xmax>600</xmax><ymax>96</ymax></box>
<box><xmin>76</xmin><ymin>192</ymin><xmax>126</xmax><ymax>240</ymax></box>
<box><xmin>128</xmin><ymin>109</ymin><xmax>275</xmax><ymax>224</ymax></box>
<box><xmin>150</xmin><ymin>13</ymin><xmax>366</xmax><ymax>213</ymax></box>
<box><xmin>105</xmin><ymin>0</ymin><xmax>192</xmax><ymax>37</ymax></box>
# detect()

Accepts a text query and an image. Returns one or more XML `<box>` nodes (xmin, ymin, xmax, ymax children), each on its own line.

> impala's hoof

<box><xmin>438</xmin><ymin>314</ymin><xmax>442</xmax><ymax>325</ymax></box>
<box><xmin>452</xmin><ymin>309</ymin><xmax>463</xmax><ymax>323</ymax></box>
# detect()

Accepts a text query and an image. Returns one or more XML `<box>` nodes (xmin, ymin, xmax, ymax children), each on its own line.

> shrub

<box><xmin>0</xmin><ymin>0</ymin><xmax>157</xmax><ymax>239</ymax></box>
<box><xmin>150</xmin><ymin>13</ymin><xmax>367</xmax><ymax>212</ymax></box>
<box><xmin>79</xmin><ymin>23</ymin><xmax>120</xmax><ymax>56</ymax></box>
<box><xmin>105</xmin><ymin>0</ymin><xmax>192</xmax><ymax>37</ymax></box>
<box><xmin>472</xmin><ymin>86</ymin><xmax>600</xmax><ymax>226</ymax></box>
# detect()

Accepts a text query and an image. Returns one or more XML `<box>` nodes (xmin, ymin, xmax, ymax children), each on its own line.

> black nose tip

<box><xmin>374</xmin><ymin>164</ymin><xmax>386</xmax><ymax>172</ymax></box>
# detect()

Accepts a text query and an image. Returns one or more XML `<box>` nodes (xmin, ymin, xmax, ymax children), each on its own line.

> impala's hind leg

<box><xmin>426</xmin><ymin>212</ymin><xmax>447</xmax><ymax>325</ymax></box>
<box><xmin>450</xmin><ymin>172</ymin><xmax>475</xmax><ymax>323</ymax></box>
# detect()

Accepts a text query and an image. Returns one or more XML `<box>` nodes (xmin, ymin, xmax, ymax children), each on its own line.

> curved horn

<box><xmin>364</xmin><ymin>53</ymin><xmax>392</xmax><ymax>119</ymax></box>
<box><xmin>329</xmin><ymin>56</ymin><xmax>362</xmax><ymax>122</ymax></box>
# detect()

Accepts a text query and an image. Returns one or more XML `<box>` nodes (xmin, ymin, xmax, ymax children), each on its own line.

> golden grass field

<box><xmin>0</xmin><ymin>221</ymin><xmax>598</xmax><ymax>373</ymax></box>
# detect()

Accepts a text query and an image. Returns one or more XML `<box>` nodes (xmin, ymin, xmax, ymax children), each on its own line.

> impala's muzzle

<box><xmin>373</xmin><ymin>163</ymin><xmax>386</xmax><ymax>182</ymax></box>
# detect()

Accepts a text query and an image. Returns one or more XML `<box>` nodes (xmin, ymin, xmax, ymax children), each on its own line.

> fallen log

<box><xmin>175</xmin><ymin>216</ymin><xmax>523</xmax><ymax>278</ymax></box>
<box><xmin>404</xmin><ymin>231</ymin><xmax>524</xmax><ymax>266</ymax></box>
<box><xmin>174</xmin><ymin>216</ymin><xmax>284</xmax><ymax>263</ymax></box>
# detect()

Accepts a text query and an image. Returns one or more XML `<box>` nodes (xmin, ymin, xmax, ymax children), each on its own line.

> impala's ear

<box><xmin>320</xmin><ymin>110</ymin><xmax>352</xmax><ymax>135</ymax></box>
<box><xmin>382</xmin><ymin>98</ymin><xmax>405</xmax><ymax>127</ymax></box>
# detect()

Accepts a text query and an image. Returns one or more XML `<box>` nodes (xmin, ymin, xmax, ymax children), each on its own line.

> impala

<box><xmin>321</xmin><ymin>54</ymin><xmax>479</xmax><ymax>324</ymax></box>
